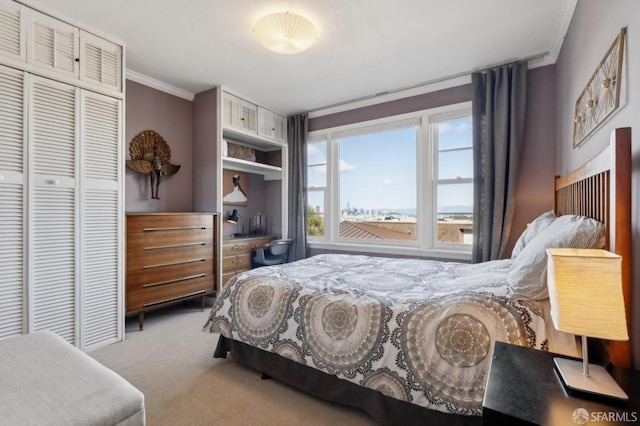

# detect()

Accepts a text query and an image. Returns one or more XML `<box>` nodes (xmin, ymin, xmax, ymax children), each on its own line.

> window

<box><xmin>306</xmin><ymin>102</ymin><xmax>473</xmax><ymax>258</ymax></box>
<box><xmin>338</xmin><ymin>124</ymin><xmax>417</xmax><ymax>241</ymax></box>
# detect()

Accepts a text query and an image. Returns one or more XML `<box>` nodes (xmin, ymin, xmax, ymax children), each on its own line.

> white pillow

<box><xmin>511</xmin><ymin>210</ymin><xmax>557</xmax><ymax>259</ymax></box>
<box><xmin>507</xmin><ymin>214</ymin><xmax>605</xmax><ymax>300</ymax></box>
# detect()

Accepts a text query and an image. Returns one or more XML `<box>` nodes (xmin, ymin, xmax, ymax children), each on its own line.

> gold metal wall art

<box><xmin>573</xmin><ymin>27</ymin><xmax>626</xmax><ymax>148</ymax></box>
<box><xmin>126</xmin><ymin>130</ymin><xmax>180</xmax><ymax>199</ymax></box>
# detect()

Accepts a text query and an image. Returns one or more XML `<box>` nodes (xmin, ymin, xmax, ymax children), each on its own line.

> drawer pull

<box><xmin>143</xmin><ymin>290</ymin><xmax>206</xmax><ymax>307</ymax></box>
<box><xmin>142</xmin><ymin>273</ymin><xmax>207</xmax><ymax>288</ymax></box>
<box><xmin>143</xmin><ymin>242</ymin><xmax>206</xmax><ymax>250</ymax></box>
<box><xmin>143</xmin><ymin>226</ymin><xmax>206</xmax><ymax>232</ymax></box>
<box><xmin>143</xmin><ymin>258</ymin><xmax>206</xmax><ymax>269</ymax></box>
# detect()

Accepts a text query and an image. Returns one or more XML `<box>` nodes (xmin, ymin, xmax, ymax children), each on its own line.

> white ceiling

<box><xmin>32</xmin><ymin>0</ymin><xmax>577</xmax><ymax>115</ymax></box>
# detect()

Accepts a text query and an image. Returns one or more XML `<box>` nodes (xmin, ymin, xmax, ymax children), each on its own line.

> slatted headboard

<box><xmin>553</xmin><ymin>127</ymin><xmax>632</xmax><ymax>368</ymax></box>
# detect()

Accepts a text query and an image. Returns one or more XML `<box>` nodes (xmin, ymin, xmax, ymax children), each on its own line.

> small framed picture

<box><xmin>223</xmin><ymin>170</ymin><xmax>249</xmax><ymax>206</ymax></box>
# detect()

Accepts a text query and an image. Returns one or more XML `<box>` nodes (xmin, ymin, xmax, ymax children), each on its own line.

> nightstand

<box><xmin>483</xmin><ymin>342</ymin><xmax>639</xmax><ymax>425</ymax></box>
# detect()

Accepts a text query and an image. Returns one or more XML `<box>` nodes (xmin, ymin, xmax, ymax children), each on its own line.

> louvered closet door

<box><xmin>26</xmin><ymin>8</ymin><xmax>79</xmax><ymax>78</ymax></box>
<box><xmin>79</xmin><ymin>30</ymin><xmax>122</xmax><ymax>93</ymax></box>
<box><xmin>80</xmin><ymin>91</ymin><xmax>121</xmax><ymax>349</ymax></box>
<box><xmin>0</xmin><ymin>64</ymin><xmax>25</xmax><ymax>339</ymax></box>
<box><xmin>29</xmin><ymin>76</ymin><xmax>78</xmax><ymax>344</ymax></box>
<box><xmin>0</xmin><ymin>0</ymin><xmax>26</xmax><ymax>63</ymax></box>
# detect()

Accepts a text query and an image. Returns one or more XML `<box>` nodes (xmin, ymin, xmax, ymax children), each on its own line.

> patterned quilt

<box><xmin>204</xmin><ymin>254</ymin><xmax>552</xmax><ymax>416</ymax></box>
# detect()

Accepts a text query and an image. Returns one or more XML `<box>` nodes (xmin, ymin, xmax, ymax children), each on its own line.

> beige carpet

<box><xmin>89</xmin><ymin>301</ymin><xmax>376</xmax><ymax>426</ymax></box>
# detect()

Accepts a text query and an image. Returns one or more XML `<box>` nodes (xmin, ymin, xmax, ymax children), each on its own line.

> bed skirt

<box><xmin>214</xmin><ymin>335</ymin><xmax>482</xmax><ymax>426</ymax></box>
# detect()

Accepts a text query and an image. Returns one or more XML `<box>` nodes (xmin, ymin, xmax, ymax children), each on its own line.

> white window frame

<box><xmin>307</xmin><ymin>101</ymin><xmax>472</xmax><ymax>260</ymax></box>
<box><xmin>427</xmin><ymin>107</ymin><xmax>474</xmax><ymax>252</ymax></box>
<box><xmin>306</xmin><ymin>136</ymin><xmax>327</xmax><ymax>240</ymax></box>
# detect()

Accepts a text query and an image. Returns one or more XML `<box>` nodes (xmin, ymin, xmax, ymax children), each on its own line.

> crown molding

<box><xmin>548</xmin><ymin>0</ymin><xmax>578</xmax><ymax>61</ymax></box>
<box><xmin>126</xmin><ymin>70</ymin><xmax>195</xmax><ymax>101</ymax></box>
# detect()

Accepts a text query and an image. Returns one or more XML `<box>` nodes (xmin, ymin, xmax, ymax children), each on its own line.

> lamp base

<box><xmin>554</xmin><ymin>357</ymin><xmax>628</xmax><ymax>400</ymax></box>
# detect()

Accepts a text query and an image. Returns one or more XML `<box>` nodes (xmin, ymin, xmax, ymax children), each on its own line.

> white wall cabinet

<box><xmin>0</xmin><ymin>0</ymin><xmax>123</xmax><ymax>96</ymax></box>
<box><xmin>0</xmin><ymin>1</ymin><xmax>123</xmax><ymax>351</ymax></box>
<box><xmin>257</xmin><ymin>106</ymin><xmax>286</xmax><ymax>142</ymax></box>
<box><xmin>26</xmin><ymin>7</ymin><xmax>79</xmax><ymax>79</ymax></box>
<box><xmin>79</xmin><ymin>30</ymin><xmax>122</xmax><ymax>92</ymax></box>
<box><xmin>222</xmin><ymin>91</ymin><xmax>258</xmax><ymax>133</ymax></box>
<box><xmin>222</xmin><ymin>91</ymin><xmax>285</xmax><ymax>145</ymax></box>
<box><xmin>0</xmin><ymin>0</ymin><xmax>26</xmax><ymax>63</ymax></box>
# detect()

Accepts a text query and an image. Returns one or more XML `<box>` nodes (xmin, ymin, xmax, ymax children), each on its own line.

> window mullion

<box><xmin>328</xmin><ymin>133</ymin><xmax>339</xmax><ymax>244</ymax></box>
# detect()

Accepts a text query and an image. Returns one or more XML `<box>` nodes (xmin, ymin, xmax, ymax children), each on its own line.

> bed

<box><xmin>204</xmin><ymin>127</ymin><xmax>632</xmax><ymax>425</ymax></box>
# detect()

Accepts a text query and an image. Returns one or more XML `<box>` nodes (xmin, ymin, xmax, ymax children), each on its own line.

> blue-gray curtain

<box><xmin>472</xmin><ymin>61</ymin><xmax>527</xmax><ymax>263</ymax></box>
<box><xmin>287</xmin><ymin>113</ymin><xmax>308</xmax><ymax>261</ymax></box>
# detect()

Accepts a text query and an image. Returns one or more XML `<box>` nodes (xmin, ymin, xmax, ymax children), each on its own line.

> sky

<box><xmin>307</xmin><ymin>117</ymin><xmax>473</xmax><ymax>215</ymax></box>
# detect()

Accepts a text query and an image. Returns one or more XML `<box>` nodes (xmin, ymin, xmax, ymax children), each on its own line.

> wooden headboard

<box><xmin>553</xmin><ymin>127</ymin><xmax>632</xmax><ymax>368</ymax></box>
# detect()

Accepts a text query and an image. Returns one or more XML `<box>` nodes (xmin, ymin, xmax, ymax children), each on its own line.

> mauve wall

<box><xmin>555</xmin><ymin>0</ymin><xmax>640</xmax><ymax>368</ymax></box>
<box><xmin>125</xmin><ymin>80</ymin><xmax>193</xmax><ymax>212</ymax></box>
<box><xmin>309</xmin><ymin>84</ymin><xmax>471</xmax><ymax>131</ymax></box>
<box><xmin>308</xmin><ymin>66</ymin><xmax>557</xmax><ymax>257</ymax></box>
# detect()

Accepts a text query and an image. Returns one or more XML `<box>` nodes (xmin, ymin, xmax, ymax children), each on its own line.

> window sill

<box><xmin>306</xmin><ymin>242</ymin><xmax>472</xmax><ymax>262</ymax></box>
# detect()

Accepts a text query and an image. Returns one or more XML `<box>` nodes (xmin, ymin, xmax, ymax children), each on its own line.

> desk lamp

<box><xmin>227</xmin><ymin>209</ymin><xmax>244</xmax><ymax>237</ymax></box>
<box><xmin>546</xmin><ymin>248</ymin><xmax>629</xmax><ymax>400</ymax></box>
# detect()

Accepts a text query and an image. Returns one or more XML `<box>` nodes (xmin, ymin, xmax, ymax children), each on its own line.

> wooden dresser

<box><xmin>126</xmin><ymin>213</ymin><xmax>220</xmax><ymax>329</ymax></box>
<box><xmin>222</xmin><ymin>235</ymin><xmax>278</xmax><ymax>286</ymax></box>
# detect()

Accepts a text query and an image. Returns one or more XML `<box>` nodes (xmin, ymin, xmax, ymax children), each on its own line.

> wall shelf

<box><xmin>223</xmin><ymin>125</ymin><xmax>285</xmax><ymax>152</ymax></box>
<box><xmin>222</xmin><ymin>156</ymin><xmax>282</xmax><ymax>180</ymax></box>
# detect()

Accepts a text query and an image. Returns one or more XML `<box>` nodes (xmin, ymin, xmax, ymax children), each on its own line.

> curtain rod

<box><xmin>308</xmin><ymin>51</ymin><xmax>548</xmax><ymax>114</ymax></box>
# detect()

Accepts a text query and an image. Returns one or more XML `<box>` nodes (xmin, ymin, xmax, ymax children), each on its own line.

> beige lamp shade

<box><xmin>546</xmin><ymin>248</ymin><xmax>628</xmax><ymax>341</ymax></box>
<box><xmin>253</xmin><ymin>12</ymin><xmax>318</xmax><ymax>54</ymax></box>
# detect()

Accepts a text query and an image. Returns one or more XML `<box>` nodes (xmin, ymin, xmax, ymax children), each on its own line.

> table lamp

<box><xmin>546</xmin><ymin>248</ymin><xmax>629</xmax><ymax>400</ymax></box>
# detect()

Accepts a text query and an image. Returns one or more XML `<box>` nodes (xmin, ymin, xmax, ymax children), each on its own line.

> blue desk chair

<box><xmin>252</xmin><ymin>239</ymin><xmax>293</xmax><ymax>266</ymax></box>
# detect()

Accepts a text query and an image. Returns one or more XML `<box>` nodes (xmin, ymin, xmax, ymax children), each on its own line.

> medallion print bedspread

<box><xmin>204</xmin><ymin>254</ymin><xmax>548</xmax><ymax>416</ymax></box>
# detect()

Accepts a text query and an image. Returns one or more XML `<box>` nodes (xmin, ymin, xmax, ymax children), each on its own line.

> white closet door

<box><xmin>80</xmin><ymin>91</ymin><xmax>121</xmax><ymax>349</ymax></box>
<box><xmin>0</xmin><ymin>0</ymin><xmax>26</xmax><ymax>63</ymax></box>
<box><xmin>29</xmin><ymin>76</ymin><xmax>78</xmax><ymax>344</ymax></box>
<box><xmin>26</xmin><ymin>8</ymin><xmax>79</xmax><ymax>78</ymax></box>
<box><xmin>0</xmin><ymin>64</ymin><xmax>25</xmax><ymax>339</ymax></box>
<box><xmin>80</xmin><ymin>30</ymin><xmax>122</xmax><ymax>92</ymax></box>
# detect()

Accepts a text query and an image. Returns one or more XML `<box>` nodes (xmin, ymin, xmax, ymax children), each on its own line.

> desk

<box><xmin>221</xmin><ymin>235</ymin><xmax>278</xmax><ymax>285</ymax></box>
<box><xmin>482</xmin><ymin>342</ymin><xmax>639</xmax><ymax>425</ymax></box>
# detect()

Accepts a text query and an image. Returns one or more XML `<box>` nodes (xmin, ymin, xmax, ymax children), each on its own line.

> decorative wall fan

<box><xmin>126</xmin><ymin>130</ymin><xmax>180</xmax><ymax>199</ymax></box>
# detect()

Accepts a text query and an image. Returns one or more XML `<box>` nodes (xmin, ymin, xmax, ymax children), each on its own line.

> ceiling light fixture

<box><xmin>253</xmin><ymin>12</ymin><xmax>318</xmax><ymax>54</ymax></box>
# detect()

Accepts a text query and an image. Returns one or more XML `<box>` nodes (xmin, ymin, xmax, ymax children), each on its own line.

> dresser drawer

<box><xmin>222</xmin><ymin>253</ymin><xmax>251</xmax><ymax>270</ymax></box>
<box><xmin>223</xmin><ymin>240</ymin><xmax>251</xmax><ymax>254</ymax></box>
<box><xmin>247</xmin><ymin>237</ymin><xmax>274</xmax><ymax>250</ymax></box>
<box><xmin>127</xmin><ymin>244</ymin><xmax>213</xmax><ymax>272</ymax></box>
<box><xmin>126</xmin><ymin>276</ymin><xmax>214</xmax><ymax>312</ymax></box>
<box><xmin>127</xmin><ymin>214</ymin><xmax>213</xmax><ymax>234</ymax></box>
<box><xmin>126</xmin><ymin>258</ymin><xmax>214</xmax><ymax>291</ymax></box>
<box><xmin>128</xmin><ymin>228</ymin><xmax>214</xmax><ymax>252</ymax></box>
